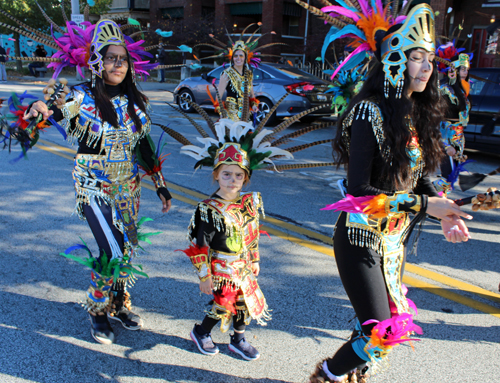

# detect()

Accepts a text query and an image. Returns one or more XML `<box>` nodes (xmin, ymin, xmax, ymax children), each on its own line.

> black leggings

<box><xmin>82</xmin><ymin>200</ymin><xmax>125</xmax><ymax>293</ymax></box>
<box><xmin>326</xmin><ymin>213</ymin><xmax>396</xmax><ymax>376</ymax></box>
<box><xmin>200</xmin><ymin>314</ymin><xmax>246</xmax><ymax>334</ymax></box>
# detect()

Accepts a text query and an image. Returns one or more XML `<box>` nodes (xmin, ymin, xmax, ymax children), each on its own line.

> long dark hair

<box><xmin>87</xmin><ymin>45</ymin><xmax>148</xmax><ymax>132</ymax></box>
<box><xmin>333</xmin><ymin>52</ymin><xmax>445</xmax><ymax>189</ymax></box>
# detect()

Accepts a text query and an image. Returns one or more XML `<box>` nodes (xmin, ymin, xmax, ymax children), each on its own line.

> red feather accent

<box><xmin>176</xmin><ymin>243</ymin><xmax>209</xmax><ymax>259</ymax></box>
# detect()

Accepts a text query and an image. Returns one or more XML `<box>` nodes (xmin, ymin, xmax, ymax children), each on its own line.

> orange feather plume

<box><xmin>354</xmin><ymin>7</ymin><xmax>392</xmax><ymax>51</ymax></box>
<box><xmin>361</xmin><ymin>194</ymin><xmax>388</xmax><ymax>218</ymax></box>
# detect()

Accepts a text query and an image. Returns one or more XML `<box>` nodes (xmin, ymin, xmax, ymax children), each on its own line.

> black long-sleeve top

<box><xmin>346</xmin><ymin>114</ymin><xmax>440</xmax><ymax>199</ymax></box>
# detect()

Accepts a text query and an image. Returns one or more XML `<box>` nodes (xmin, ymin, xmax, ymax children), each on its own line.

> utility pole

<box><xmin>71</xmin><ymin>0</ymin><xmax>85</xmax><ymax>80</ymax></box>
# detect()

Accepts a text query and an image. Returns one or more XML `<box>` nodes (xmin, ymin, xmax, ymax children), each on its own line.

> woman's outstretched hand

<box><xmin>427</xmin><ymin>196</ymin><xmax>473</xmax><ymax>222</ymax></box>
<box><xmin>23</xmin><ymin>100</ymin><xmax>53</xmax><ymax>121</ymax></box>
<box><xmin>441</xmin><ymin>215</ymin><xmax>471</xmax><ymax>243</ymax></box>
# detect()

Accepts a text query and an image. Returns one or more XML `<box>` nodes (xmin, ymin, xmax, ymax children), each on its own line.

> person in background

<box><xmin>158</xmin><ymin>43</ymin><xmax>167</xmax><ymax>83</ymax></box>
<box><xmin>0</xmin><ymin>43</ymin><xmax>7</xmax><ymax>82</ymax></box>
<box><xmin>28</xmin><ymin>44</ymin><xmax>47</xmax><ymax>77</ymax></box>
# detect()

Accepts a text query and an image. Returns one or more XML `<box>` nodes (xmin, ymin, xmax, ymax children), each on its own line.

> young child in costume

<box><xmin>166</xmin><ymin>67</ymin><xmax>335</xmax><ymax>359</ymax></box>
<box><xmin>183</xmin><ymin>144</ymin><xmax>269</xmax><ymax>360</ymax></box>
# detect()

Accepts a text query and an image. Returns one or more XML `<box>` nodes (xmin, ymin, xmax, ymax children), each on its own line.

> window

<box><xmin>469</xmin><ymin>70</ymin><xmax>498</xmax><ymax>96</ymax></box>
<box><xmin>470</xmin><ymin>79</ymin><xmax>486</xmax><ymax>96</ymax></box>
<box><xmin>283</xmin><ymin>16</ymin><xmax>300</xmax><ymax>36</ymax></box>
<box><xmin>252</xmin><ymin>69</ymin><xmax>263</xmax><ymax>81</ymax></box>
<box><xmin>208</xmin><ymin>67</ymin><xmax>224</xmax><ymax>79</ymax></box>
<box><xmin>161</xmin><ymin>7</ymin><xmax>184</xmax><ymax>20</ymax></box>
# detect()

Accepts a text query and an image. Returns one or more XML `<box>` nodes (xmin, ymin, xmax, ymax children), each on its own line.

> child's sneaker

<box><xmin>190</xmin><ymin>325</ymin><xmax>219</xmax><ymax>355</ymax></box>
<box><xmin>228</xmin><ymin>335</ymin><xmax>260</xmax><ymax>360</ymax></box>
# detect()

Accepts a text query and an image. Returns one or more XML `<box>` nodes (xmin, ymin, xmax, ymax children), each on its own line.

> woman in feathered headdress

<box><xmin>194</xmin><ymin>22</ymin><xmax>284</xmax><ymax>122</ymax></box>
<box><xmin>433</xmin><ymin>42</ymin><xmax>473</xmax><ymax>194</ymax></box>
<box><xmin>297</xmin><ymin>1</ymin><xmax>472</xmax><ymax>381</ymax></box>
<box><xmin>21</xmin><ymin>18</ymin><xmax>172</xmax><ymax>345</ymax></box>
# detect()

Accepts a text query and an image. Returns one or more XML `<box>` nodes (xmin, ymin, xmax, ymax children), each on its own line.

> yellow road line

<box><xmin>403</xmin><ymin>275</ymin><xmax>500</xmax><ymax>318</ymax></box>
<box><xmin>35</xmin><ymin>139</ymin><xmax>500</xmax><ymax>316</ymax></box>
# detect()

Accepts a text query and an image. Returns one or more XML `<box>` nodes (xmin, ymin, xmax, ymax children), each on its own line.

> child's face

<box><xmin>214</xmin><ymin>164</ymin><xmax>246</xmax><ymax>199</ymax></box>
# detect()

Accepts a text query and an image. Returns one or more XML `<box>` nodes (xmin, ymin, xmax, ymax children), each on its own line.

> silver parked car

<box><xmin>173</xmin><ymin>63</ymin><xmax>334</xmax><ymax>125</ymax></box>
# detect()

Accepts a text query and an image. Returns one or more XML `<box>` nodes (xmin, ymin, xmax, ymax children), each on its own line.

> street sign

<box><xmin>71</xmin><ymin>14</ymin><xmax>85</xmax><ymax>28</ymax></box>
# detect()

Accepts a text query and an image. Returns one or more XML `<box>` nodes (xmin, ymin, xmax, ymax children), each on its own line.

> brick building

<box><xmin>444</xmin><ymin>0</ymin><xmax>500</xmax><ymax>67</ymax></box>
<box><xmin>106</xmin><ymin>1</ymin><xmax>500</xmax><ymax>68</ymax></box>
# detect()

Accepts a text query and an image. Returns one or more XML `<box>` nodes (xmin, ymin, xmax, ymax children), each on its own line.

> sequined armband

<box><xmin>178</xmin><ymin>244</ymin><xmax>211</xmax><ymax>282</ymax></box>
<box><xmin>151</xmin><ymin>171</ymin><xmax>167</xmax><ymax>190</ymax></box>
<box><xmin>385</xmin><ymin>193</ymin><xmax>422</xmax><ymax>215</ymax></box>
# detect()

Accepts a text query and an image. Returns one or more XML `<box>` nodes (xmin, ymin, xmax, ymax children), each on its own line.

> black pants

<box><xmin>82</xmin><ymin>200</ymin><xmax>126</xmax><ymax>295</ymax></box>
<box><xmin>326</xmin><ymin>213</ymin><xmax>395</xmax><ymax>376</ymax></box>
<box><xmin>200</xmin><ymin>314</ymin><xmax>246</xmax><ymax>334</ymax></box>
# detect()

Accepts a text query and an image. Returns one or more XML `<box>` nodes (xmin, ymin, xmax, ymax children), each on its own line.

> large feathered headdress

<box><xmin>155</xmin><ymin>84</ymin><xmax>335</xmax><ymax>176</ymax></box>
<box><xmin>0</xmin><ymin>6</ymin><xmax>158</xmax><ymax>82</ymax></box>
<box><xmin>296</xmin><ymin>1</ymin><xmax>436</xmax><ymax>98</ymax></box>
<box><xmin>436</xmin><ymin>41</ymin><xmax>472</xmax><ymax>73</ymax></box>
<box><xmin>193</xmin><ymin>22</ymin><xmax>285</xmax><ymax>68</ymax></box>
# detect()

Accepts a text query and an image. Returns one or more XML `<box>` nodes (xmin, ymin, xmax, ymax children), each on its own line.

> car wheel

<box><xmin>177</xmin><ymin>89</ymin><xmax>195</xmax><ymax>113</ymax></box>
<box><xmin>255</xmin><ymin>97</ymin><xmax>276</xmax><ymax>126</ymax></box>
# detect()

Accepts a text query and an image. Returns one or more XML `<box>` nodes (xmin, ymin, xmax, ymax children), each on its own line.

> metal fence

<box><xmin>294</xmin><ymin>61</ymin><xmax>331</xmax><ymax>80</ymax></box>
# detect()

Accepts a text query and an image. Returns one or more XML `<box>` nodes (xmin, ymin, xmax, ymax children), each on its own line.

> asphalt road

<box><xmin>0</xmin><ymin>79</ymin><xmax>499</xmax><ymax>383</ymax></box>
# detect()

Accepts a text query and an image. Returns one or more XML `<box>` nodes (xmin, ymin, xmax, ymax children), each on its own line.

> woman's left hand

<box><xmin>441</xmin><ymin>215</ymin><xmax>471</xmax><ymax>243</ymax></box>
<box><xmin>159</xmin><ymin>193</ymin><xmax>172</xmax><ymax>213</ymax></box>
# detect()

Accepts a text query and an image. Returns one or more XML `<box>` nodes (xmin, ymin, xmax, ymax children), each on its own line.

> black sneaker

<box><xmin>89</xmin><ymin>313</ymin><xmax>115</xmax><ymax>344</ymax></box>
<box><xmin>228</xmin><ymin>335</ymin><xmax>260</xmax><ymax>360</ymax></box>
<box><xmin>190</xmin><ymin>325</ymin><xmax>219</xmax><ymax>355</ymax></box>
<box><xmin>108</xmin><ymin>308</ymin><xmax>143</xmax><ymax>330</ymax></box>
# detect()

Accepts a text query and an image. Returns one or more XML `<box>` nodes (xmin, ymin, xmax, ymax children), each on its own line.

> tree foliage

<box><xmin>0</xmin><ymin>0</ymin><xmax>71</xmax><ymax>34</ymax></box>
<box><xmin>80</xmin><ymin>0</ymin><xmax>113</xmax><ymax>16</ymax></box>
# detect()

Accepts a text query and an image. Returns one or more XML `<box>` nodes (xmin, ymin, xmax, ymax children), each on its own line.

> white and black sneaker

<box><xmin>228</xmin><ymin>335</ymin><xmax>260</xmax><ymax>360</ymax></box>
<box><xmin>190</xmin><ymin>325</ymin><xmax>219</xmax><ymax>355</ymax></box>
<box><xmin>89</xmin><ymin>313</ymin><xmax>115</xmax><ymax>344</ymax></box>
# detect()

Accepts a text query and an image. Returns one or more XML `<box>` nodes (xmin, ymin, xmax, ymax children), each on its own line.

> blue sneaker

<box><xmin>228</xmin><ymin>335</ymin><xmax>260</xmax><ymax>360</ymax></box>
<box><xmin>190</xmin><ymin>325</ymin><xmax>219</xmax><ymax>356</ymax></box>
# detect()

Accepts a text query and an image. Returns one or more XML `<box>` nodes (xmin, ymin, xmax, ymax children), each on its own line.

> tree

<box><xmin>0</xmin><ymin>0</ymin><xmax>71</xmax><ymax>70</ymax></box>
<box><xmin>80</xmin><ymin>0</ymin><xmax>113</xmax><ymax>16</ymax></box>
